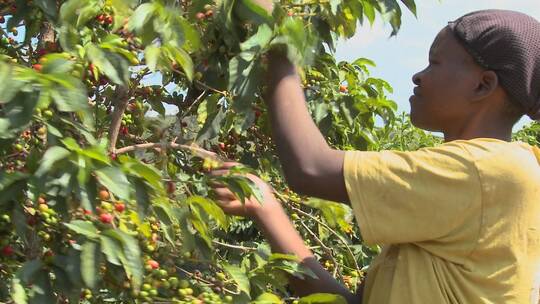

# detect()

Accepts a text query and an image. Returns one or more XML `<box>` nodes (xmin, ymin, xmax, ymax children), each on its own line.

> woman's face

<box><xmin>409</xmin><ymin>26</ymin><xmax>485</xmax><ymax>132</ymax></box>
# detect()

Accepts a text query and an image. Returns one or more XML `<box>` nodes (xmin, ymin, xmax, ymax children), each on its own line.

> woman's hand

<box><xmin>208</xmin><ymin>162</ymin><xmax>281</xmax><ymax>218</ymax></box>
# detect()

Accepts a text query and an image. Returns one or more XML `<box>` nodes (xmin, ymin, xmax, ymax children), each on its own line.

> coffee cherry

<box><xmin>26</xmin><ymin>216</ymin><xmax>37</xmax><ymax>226</ymax></box>
<box><xmin>339</xmin><ymin>84</ymin><xmax>348</xmax><ymax>92</ymax></box>
<box><xmin>37</xmin><ymin>126</ymin><xmax>47</xmax><ymax>136</ymax></box>
<box><xmin>196</xmin><ymin>12</ymin><xmax>206</xmax><ymax>20</ymax></box>
<box><xmin>145</xmin><ymin>244</ymin><xmax>155</xmax><ymax>252</ymax></box>
<box><xmin>32</xmin><ymin>64</ymin><xmax>43</xmax><ymax>72</ymax></box>
<box><xmin>127</xmin><ymin>103</ymin><xmax>137</xmax><ymax>112</ymax></box>
<box><xmin>0</xmin><ymin>16</ymin><xmax>4</xmax><ymax>24</ymax></box>
<box><xmin>166</xmin><ymin>181</ymin><xmax>175</xmax><ymax>194</ymax></box>
<box><xmin>205</xmin><ymin>10</ymin><xmax>214</xmax><ymax>17</ymax></box>
<box><xmin>109</xmin><ymin>152</ymin><xmax>118</xmax><ymax>161</ymax></box>
<box><xmin>1</xmin><ymin>245</ymin><xmax>14</xmax><ymax>256</ymax></box>
<box><xmin>99</xmin><ymin>190</ymin><xmax>110</xmax><ymax>201</ymax></box>
<box><xmin>114</xmin><ymin>202</ymin><xmax>125</xmax><ymax>212</ymax></box>
<box><xmin>105</xmin><ymin>15</ymin><xmax>113</xmax><ymax>25</ymax></box>
<box><xmin>38</xmin><ymin>204</ymin><xmax>49</xmax><ymax>213</ymax></box>
<box><xmin>40</xmin><ymin>109</ymin><xmax>53</xmax><ymax>119</ymax></box>
<box><xmin>218</xmin><ymin>142</ymin><xmax>226</xmax><ymax>150</ymax></box>
<box><xmin>99</xmin><ymin>213</ymin><xmax>113</xmax><ymax>224</ymax></box>
<box><xmin>147</xmin><ymin>259</ymin><xmax>159</xmax><ymax>270</ymax></box>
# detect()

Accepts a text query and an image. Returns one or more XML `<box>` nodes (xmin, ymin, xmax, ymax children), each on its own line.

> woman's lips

<box><xmin>410</xmin><ymin>87</ymin><xmax>421</xmax><ymax>103</ymax></box>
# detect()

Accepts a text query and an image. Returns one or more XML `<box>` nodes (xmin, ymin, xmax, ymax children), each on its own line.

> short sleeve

<box><xmin>343</xmin><ymin>142</ymin><xmax>482</xmax><ymax>246</ymax></box>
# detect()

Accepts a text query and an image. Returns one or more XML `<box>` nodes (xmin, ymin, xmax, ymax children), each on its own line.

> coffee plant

<box><xmin>0</xmin><ymin>0</ymin><xmax>422</xmax><ymax>303</ymax></box>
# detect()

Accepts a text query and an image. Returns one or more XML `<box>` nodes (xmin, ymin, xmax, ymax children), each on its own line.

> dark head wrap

<box><xmin>448</xmin><ymin>10</ymin><xmax>540</xmax><ymax>120</ymax></box>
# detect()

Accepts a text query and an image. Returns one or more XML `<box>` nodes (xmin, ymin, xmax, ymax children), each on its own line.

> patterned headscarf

<box><xmin>448</xmin><ymin>10</ymin><xmax>540</xmax><ymax>120</ymax></box>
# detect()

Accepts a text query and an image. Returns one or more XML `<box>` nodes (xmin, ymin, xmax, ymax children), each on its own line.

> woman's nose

<box><xmin>412</xmin><ymin>71</ymin><xmax>422</xmax><ymax>86</ymax></box>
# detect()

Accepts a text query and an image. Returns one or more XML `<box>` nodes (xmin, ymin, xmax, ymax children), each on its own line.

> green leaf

<box><xmin>234</xmin><ymin>0</ymin><xmax>273</xmax><ymax>25</ymax></box>
<box><xmin>0</xmin><ymin>171</ymin><xmax>28</xmax><ymax>192</ymax></box>
<box><xmin>119</xmin><ymin>156</ymin><xmax>163</xmax><ymax>190</ymax></box>
<box><xmin>95</xmin><ymin>166</ymin><xmax>130</xmax><ymax>200</ymax></box>
<box><xmin>187</xmin><ymin>196</ymin><xmax>228</xmax><ymax>229</ymax></box>
<box><xmin>81</xmin><ymin>241</ymin><xmax>100</xmax><ymax>289</ymax></box>
<box><xmin>252</xmin><ymin>292</ymin><xmax>283</xmax><ymax>304</ymax></box>
<box><xmin>76</xmin><ymin>3</ymin><xmax>101</xmax><ymax>28</ymax></box>
<box><xmin>16</xmin><ymin>260</ymin><xmax>43</xmax><ymax>284</ymax></box>
<box><xmin>240</xmin><ymin>24</ymin><xmax>273</xmax><ymax>52</ymax></box>
<box><xmin>0</xmin><ymin>92</ymin><xmax>39</xmax><ymax>139</ymax></box>
<box><xmin>86</xmin><ymin>44</ymin><xmax>129</xmax><ymax>85</ymax></box>
<box><xmin>303</xmin><ymin>198</ymin><xmax>353</xmax><ymax>232</ymax></box>
<box><xmin>153</xmin><ymin>201</ymin><xmax>176</xmax><ymax>225</ymax></box>
<box><xmin>102</xmin><ymin>229</ymin><xmax>143</xmax><ymax>290</ymax></box>
<box><xmin>11</xmin><ymin>278</ymin><xmax>27</xmax><ymax>304</ymax></box>
<box><xmin>223</xmin><ymin>264</ymin><xmax>250</xmax><ymax>295</ymax></box>
<box><xmin>79</xmin><ymin>146</ymin><xmax>111</xmax><ymax>165</ymax></box>
<box><xmin>162</xmin><ymin>44</ymin><xmax>194</xmax><ymax>81</ymax></box>
<box><xmin>228</xmin><ymin>54</ymin><xmax>262</xmax><ymax>109</ymax></box>
<box><xmin>29</xmin><ymin>269</ymin><xmax>56</xmax><ymax>303</ymax></box>
<box><xmin>134</xmin><ymin>178</ymin><xmax>151</xmax><ymax>218</ymax></box>
<box><xmin>62</xmin><ymin>137</ymin><xmax>81</xmax><ymax>151</ymax></box>
<box><xmin>58</xmin><ymin>25</ymin><xmax>80</xmax><ymax>52</ymax></box>
<box><xmin>0</xmin><ymin>62</ymin><xmax>24</xmax><ymax>105</ymax></box>
<box><xmin>268</xmin><ymin>253</ymin><xmax>300</xmax><ymax>262</ymax></box>
<box><xmin>362</xmin><ymin>0</ymin><xmax>376</xmax><ymax>25</ymax></box>
<box><xmin>41</xmin><ymin>54</ymin><xmax>74</xmax><ymax>74</ymax></box>
<box><xmin>197</xmin><ymin>105</ymin><xmax>226</xmax><ymax>142</ymax></box>
<box><xmin>51</xmin><ymin>250</ymin><xmax>84</xmax><ymax>289</ymax></box>
<box><xmin>298</xmin><ymin>293</ymin><xmax>348</xmax><ymax>304</ymax></box>
<box><xmin>144</xmin><ymin>45</ymin><xmax>160</xmax><ymax>71</ymax></box>
<box><xmin>400</xmin><ymin>0</ymin><xmax>417</xmax><ymax>16</ymax></box>
<box><xmin>100</xmin><ymin>235</ymin><xmax>122</xmax><ymax>266</ymax></box>
<box><xmin>35</xmin><ymin>146</ymin><xmax>71</xmax><ymax>176</ymax></box>
<box><xmin>128</xmin><ymin>3</ymin><xmax>155</xmax><ymax>33</ymax></box>
<box><xmin>64</xmin><ymin>220</ymin><xmax>99</xmax><ymax>239</ymax></box>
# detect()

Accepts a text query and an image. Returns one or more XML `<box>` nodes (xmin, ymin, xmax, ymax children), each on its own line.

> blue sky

<box><xmin>335</xmin><ymin>0</ymin><xmax>540</xmax><ymax>130</ymax></box>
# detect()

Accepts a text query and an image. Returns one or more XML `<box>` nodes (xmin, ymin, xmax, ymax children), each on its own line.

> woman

<box><xmin>210</xmin><ymin>9</ymin><xmax>540</xmax><ymax>304</ymax></box>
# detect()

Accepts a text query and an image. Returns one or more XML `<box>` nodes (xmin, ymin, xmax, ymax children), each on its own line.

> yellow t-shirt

<box><xmin>343</xmin><ymin>138</ymin><xmax>540</xmax><ymax>304</ymax></box>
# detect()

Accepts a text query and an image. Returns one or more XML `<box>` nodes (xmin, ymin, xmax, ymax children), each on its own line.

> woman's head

<box><xmin>410</xmin><ymin>10</ymin><xmax>540</xmax><ymax>134</ymax></box>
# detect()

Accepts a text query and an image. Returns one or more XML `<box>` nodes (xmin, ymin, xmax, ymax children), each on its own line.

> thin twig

<box><xmin>180</xmin><ymin>90</ymin><xmax>207</xmax><ymax>120</ymax></box>
<box><xmin>115</xmin><ymin>142</ymin><xmax>220</xmax><ymax>161</ymax></box>
<box><xmin>109</xmin><ymin>86</ymin><xmax>130</xmax><ymax>152</ymax></box>
<box><xmin>277</xmin><ymin>195</ymin><xmax>361</xmax><ymax>274</ymax></box>
<box><xmin>171</xmin><ymin>67</ymin><xmax>228</xmax><ymax>96</ymax></box>
<box><xmin>176</xmin><ymin>266</ymin><xmax>239</xmax><ymax>295</ymax></box>
<box><xmin>298</xmin><ymin>219</ymin><xmax>342</xmax><ymax>279</ymax></box>
<box><xmin>212</xmin><ymin>240</ymin><xmax>257</xmax><ymax>251</ymax></box>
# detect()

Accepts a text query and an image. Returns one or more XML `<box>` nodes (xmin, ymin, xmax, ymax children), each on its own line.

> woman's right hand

<box><xmin>208</xmin><ymin>162</ymin><xmax>282</xmax><ymax>218</ymax></box>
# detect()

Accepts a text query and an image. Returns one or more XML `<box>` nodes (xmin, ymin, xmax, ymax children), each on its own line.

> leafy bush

<box><xmin>0</xmin><ymin>0</ymin><xmax>421</xmax><ymax>303</ymax></box>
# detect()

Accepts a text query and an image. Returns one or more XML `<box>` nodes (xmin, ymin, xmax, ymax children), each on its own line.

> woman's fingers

<box><xmin>216</xmin><ymin>161</ymin><xmax>240</xmax><ymax>169</ymax></box>
<box><xmin>211</xmin><ymin>187</ymin><xmax>236</xmax><ymax>199</ymax></box>
<box><xmin>208</xmin><ymin>169</ymin><xmax>230</xmax><ymax>177</ymax></box>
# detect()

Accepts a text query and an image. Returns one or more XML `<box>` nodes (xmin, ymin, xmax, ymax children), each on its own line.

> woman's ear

<box><xmin>472</xmin><ymin>70</ymin><xmax>499</xmax><ymax>101</ymax></box>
